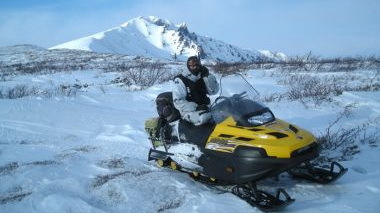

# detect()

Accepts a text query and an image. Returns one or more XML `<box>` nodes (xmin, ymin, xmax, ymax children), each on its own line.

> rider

<box><xmin>172</xmin><ymin>56</ymin><xmax>219</xmax><ymax>126</ymax></box>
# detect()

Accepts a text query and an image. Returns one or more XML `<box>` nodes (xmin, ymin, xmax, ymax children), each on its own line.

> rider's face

<box><xmin>188</xmin><ymin>59</ymin><xmax>201</xmax><ymax>70</ymax></box>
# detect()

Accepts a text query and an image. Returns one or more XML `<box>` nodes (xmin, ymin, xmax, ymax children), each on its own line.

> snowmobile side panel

<box><xmin>198</xmin><ymin>150</ymin><xmax>236</xmax><ymax>183</ymax></box>
<box><xmin>178</xmin><ymin>120</ymin><xmax>216</xmax><ymax>148</ymax></box>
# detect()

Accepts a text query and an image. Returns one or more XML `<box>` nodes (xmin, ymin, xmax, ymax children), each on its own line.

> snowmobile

<box><xmin>145</xmin><ymin>74</ymin><xmax>347</xmax><ymax>212</ymax></box>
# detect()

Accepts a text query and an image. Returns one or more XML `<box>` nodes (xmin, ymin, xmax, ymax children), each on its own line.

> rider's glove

<box><xmin>196</xmin><ymin>104</ymin><xmax>209</xmax><ymax>111</ymax></box>
<box><xmin>200</xmin><ymin>66</ymin><xmax>209</xmax><ymax>78</ymax></box>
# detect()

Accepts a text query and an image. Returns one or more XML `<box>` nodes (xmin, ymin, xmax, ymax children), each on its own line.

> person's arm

<box><xmin>200</xmin><ymin>66</ymin><xmax>219</xmax><ymax>95</ymax></box>
<box><xmin>172</xmin><ymin>77</ymin><xmax>197</xmax><ymax>115</ymax></box>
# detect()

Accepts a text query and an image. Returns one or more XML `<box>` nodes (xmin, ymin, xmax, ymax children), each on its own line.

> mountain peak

<box><xmin>121</xmin><ymin>16</ymin><xmax>173</xmax><ymax>29</ymax></box>
<box><xmin>146</xmin><ymin>16</ymin><xmax>172</xmax><ymax>27</ymax></box>
<box><xmin>50</xmin><ymin>16</ymin><xmax>265</xmax><ymax>62</ymax></box>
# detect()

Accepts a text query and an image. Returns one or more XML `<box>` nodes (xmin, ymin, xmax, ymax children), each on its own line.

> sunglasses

<box><xmin>189</xmin><ymin>64</ymin><xmax>200</xmax><ymax>68</ymax></box>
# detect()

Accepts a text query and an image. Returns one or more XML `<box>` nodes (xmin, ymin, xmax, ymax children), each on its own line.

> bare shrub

<box><xmin>281</xmin><ymin>74</ymin><xmax>343</xmax><ymax>105</ymax></box>
<box><xmin>211</xmin><ymin>62</ymin><xmax>252</xmax><ymax>75</ymax></box>
<box><xmin>110</xmin><ymin>76</ymin><xmax>132</xmax><ymax>87</ymax></box>
<box><xmin>274</xmin><ymin>68</ymin><xmax>379</xmax><ymax>105</ymax></box>
<box><xmin>0</xmin><ymin>186</ymin><xmax>32</xmax><ymax>205</ymax></box>
<box><xmin>0</xmin><ymin>162</ymin><xmax>19</xmax><ymax>175</ymax></box>
<box><xmin>0</xmin><ymin>84</ymin><xmax>81</xmax><ymax>99</ymax></box>
<box><xmin>316</xmin><ymin>104</ymin><xmax>380</xmax><ymax>162</ymax></box>
<box><xmin>0</xmin><ymin>85</ymin><xmax>40</xmax><ymax>99</ymax></box>
<box><xmin>260</xmin><ymin>92</ymin><xmax>286</xmax><ymax>102</ymax></box>
<box><xmin>113</xmin><ymin>61</ymin><xmax>176</xmax><ymax>88</ymax></box>
<box><xmin>276</xmin><ymin>52</ymin><xmax>320</xmax><ymax>72</ymax></box>
<box><xmin>275</xmin><ymin>52</ymin><xmax>380</xmax><ymax>73</ymax></box>
<box><xmin>55</xmin><ymin>84</ymin><xmax>78</xmax><ymax>97</ymax></box>
<box><xmin>92</xmin><ymin>170</ymin><xmax>151</xmax><ymax>188</ymax></box>
<box><xmin>347</xmin><ymin>70</ymin><xmax>380</xmax><ymax>92</ymax></box>
<box><xmin>157</xmin><ymin>199</ymin><xmax>182</xmax><ymax>212</ymax></box>
<box><xmin>0</xmin><ymin>72</ymin><xmax>13</xmax><ymax>82</ymax></box>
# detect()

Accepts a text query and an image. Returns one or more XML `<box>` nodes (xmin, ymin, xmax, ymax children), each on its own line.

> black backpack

<box><xmin>155</xmin><ymin>92</ymin><xmax>181</xmax><ymax>123</ymax></box>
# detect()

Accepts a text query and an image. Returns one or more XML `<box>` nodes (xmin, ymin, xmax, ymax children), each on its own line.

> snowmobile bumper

<box><xmin>200</xmin><ymin>142</ymin><xmax>320</xmax><ymax>184</ymax></box>
<box><xmin>148</xmin><ymin>148</ymin><xmax>174</xmax><ymax>161</ymax></box>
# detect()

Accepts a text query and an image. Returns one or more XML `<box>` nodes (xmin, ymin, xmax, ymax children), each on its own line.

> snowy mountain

<box><xmin>259</xmin><ymin>50</ymin><xmax>288</xmax><ymax>61</ymax></box>
<box><xmin>50</xmin><ymin>16</ymin><xmax>266</xmax><ymax>62</ymax></box>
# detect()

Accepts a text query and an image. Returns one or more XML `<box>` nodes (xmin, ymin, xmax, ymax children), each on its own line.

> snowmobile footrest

<box><xmin>232</xmin><ymin>183</ymin><xmax>295</xmax><ymax>212</ymax></box>
<box><xmin>148</xmin><ymin>148</ymin><xmax>173</xmax><ymax>161</ymax></box>
<box><xmin>289</xmin><ymin>161</ymin><xmax>348</xmax><ymax>184</ymax></box>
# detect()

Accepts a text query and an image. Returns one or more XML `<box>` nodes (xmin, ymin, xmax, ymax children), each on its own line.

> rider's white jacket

<box><xmin>172</xmin><ymin>68</ymin><xmax>219</xmax><ymax>126</ymax></box>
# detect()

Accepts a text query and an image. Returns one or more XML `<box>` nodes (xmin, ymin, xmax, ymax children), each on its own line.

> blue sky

<box><xmin>1</xmin><ymin>0</ymin><xmax>379</xmax><ymax>57</ymax></box>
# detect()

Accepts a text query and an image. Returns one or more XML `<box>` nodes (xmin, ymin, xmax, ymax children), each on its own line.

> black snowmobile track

<box><xmin>181</xmin><ymin>165</ymin><xmax>295</xmax><ymax>212</ymax></box>
<box><xmin>149</xmin><ymin>151</ymin><xmax>347</xmax><ymax>212</ymax></box>
<box><xmin>148</xmin><ymin>147</ymin><xmax>296</xmax><ymax>212</ymax></box>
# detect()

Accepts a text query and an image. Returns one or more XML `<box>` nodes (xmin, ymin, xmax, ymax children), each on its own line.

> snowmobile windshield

<box><xmin>210</xmin><ymin>74</ymin><xmax>275</xmax><ymax>127</ymax></box>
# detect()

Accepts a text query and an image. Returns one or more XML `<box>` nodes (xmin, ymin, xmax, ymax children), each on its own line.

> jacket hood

<box><xmin>182</xmin><ymin>67</ymin><xmax>201</xmax><ymax>82</ymax></box>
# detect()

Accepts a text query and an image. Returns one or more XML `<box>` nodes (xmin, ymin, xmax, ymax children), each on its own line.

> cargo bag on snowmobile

<box><xmin>151</xmin><ymin>92</ymin><xmax>181</xmax><ymax>143</ymax></box>
<box><xmin>156</xmin><ymin>92</ymin><xmax>181</xmax><ymax>123</ymax></box>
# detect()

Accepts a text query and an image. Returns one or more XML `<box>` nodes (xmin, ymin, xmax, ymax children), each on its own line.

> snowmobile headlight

<box><xmin>247</xmin><ymin>111</ymin><xmax>274</xmax><ymax>126</ymax></box>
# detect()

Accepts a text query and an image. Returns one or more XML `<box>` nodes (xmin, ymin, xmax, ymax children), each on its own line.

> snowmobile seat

<box><xmin>178</xmin><ymin>119</ymin><xmax>216</xmax><ymax>149</ymax></box>
<box><xmin>154</xmin><ymin>92</ymin><xmax>215</xmax><ymax>147</ymax></box>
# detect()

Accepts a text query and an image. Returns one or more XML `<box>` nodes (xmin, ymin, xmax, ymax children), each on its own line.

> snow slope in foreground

<box><xmin>0</xmin><ymin>70</ymin><xmax>379</xmax><ymax>213</ymax></box>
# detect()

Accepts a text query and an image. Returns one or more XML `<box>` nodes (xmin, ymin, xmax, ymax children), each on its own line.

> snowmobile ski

<box><xmin>288</xmin><ymin>161</ymin><xmax>348</xmax><ymax>184</ymax></box>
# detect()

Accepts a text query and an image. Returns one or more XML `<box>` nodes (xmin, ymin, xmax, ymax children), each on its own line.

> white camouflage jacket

<box><xmin>172</xmin><ymin>68</ymin><xmax>219</xmax><ymax>125</ymax></box>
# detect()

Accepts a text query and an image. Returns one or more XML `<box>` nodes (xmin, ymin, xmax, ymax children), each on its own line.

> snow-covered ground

<box><xmin>0</xmin><ymin>69</ymin><xmax>379</xmax><ymax>212</ymax></box>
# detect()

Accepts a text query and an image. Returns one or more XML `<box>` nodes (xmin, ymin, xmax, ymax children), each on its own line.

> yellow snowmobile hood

<box><xmin>206</xmin><ymin>117</ymin><xmax>316</xmax><ymax>158</ymax></box>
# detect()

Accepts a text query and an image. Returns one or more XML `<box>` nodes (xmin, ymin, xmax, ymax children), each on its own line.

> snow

<box><xmin>259</xmin><ymin>50</ymin><xmax>288</xmax><ymax>61</ymax></box>
<box><xmin>0</xmin><ymin>68</ymin><xmax>379</xmax><ymax>213</ymax></box>
<box><xmin>49</xmin><ymin>16</ymin><xmax>265</xmax><ymax>62</ymax></box>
